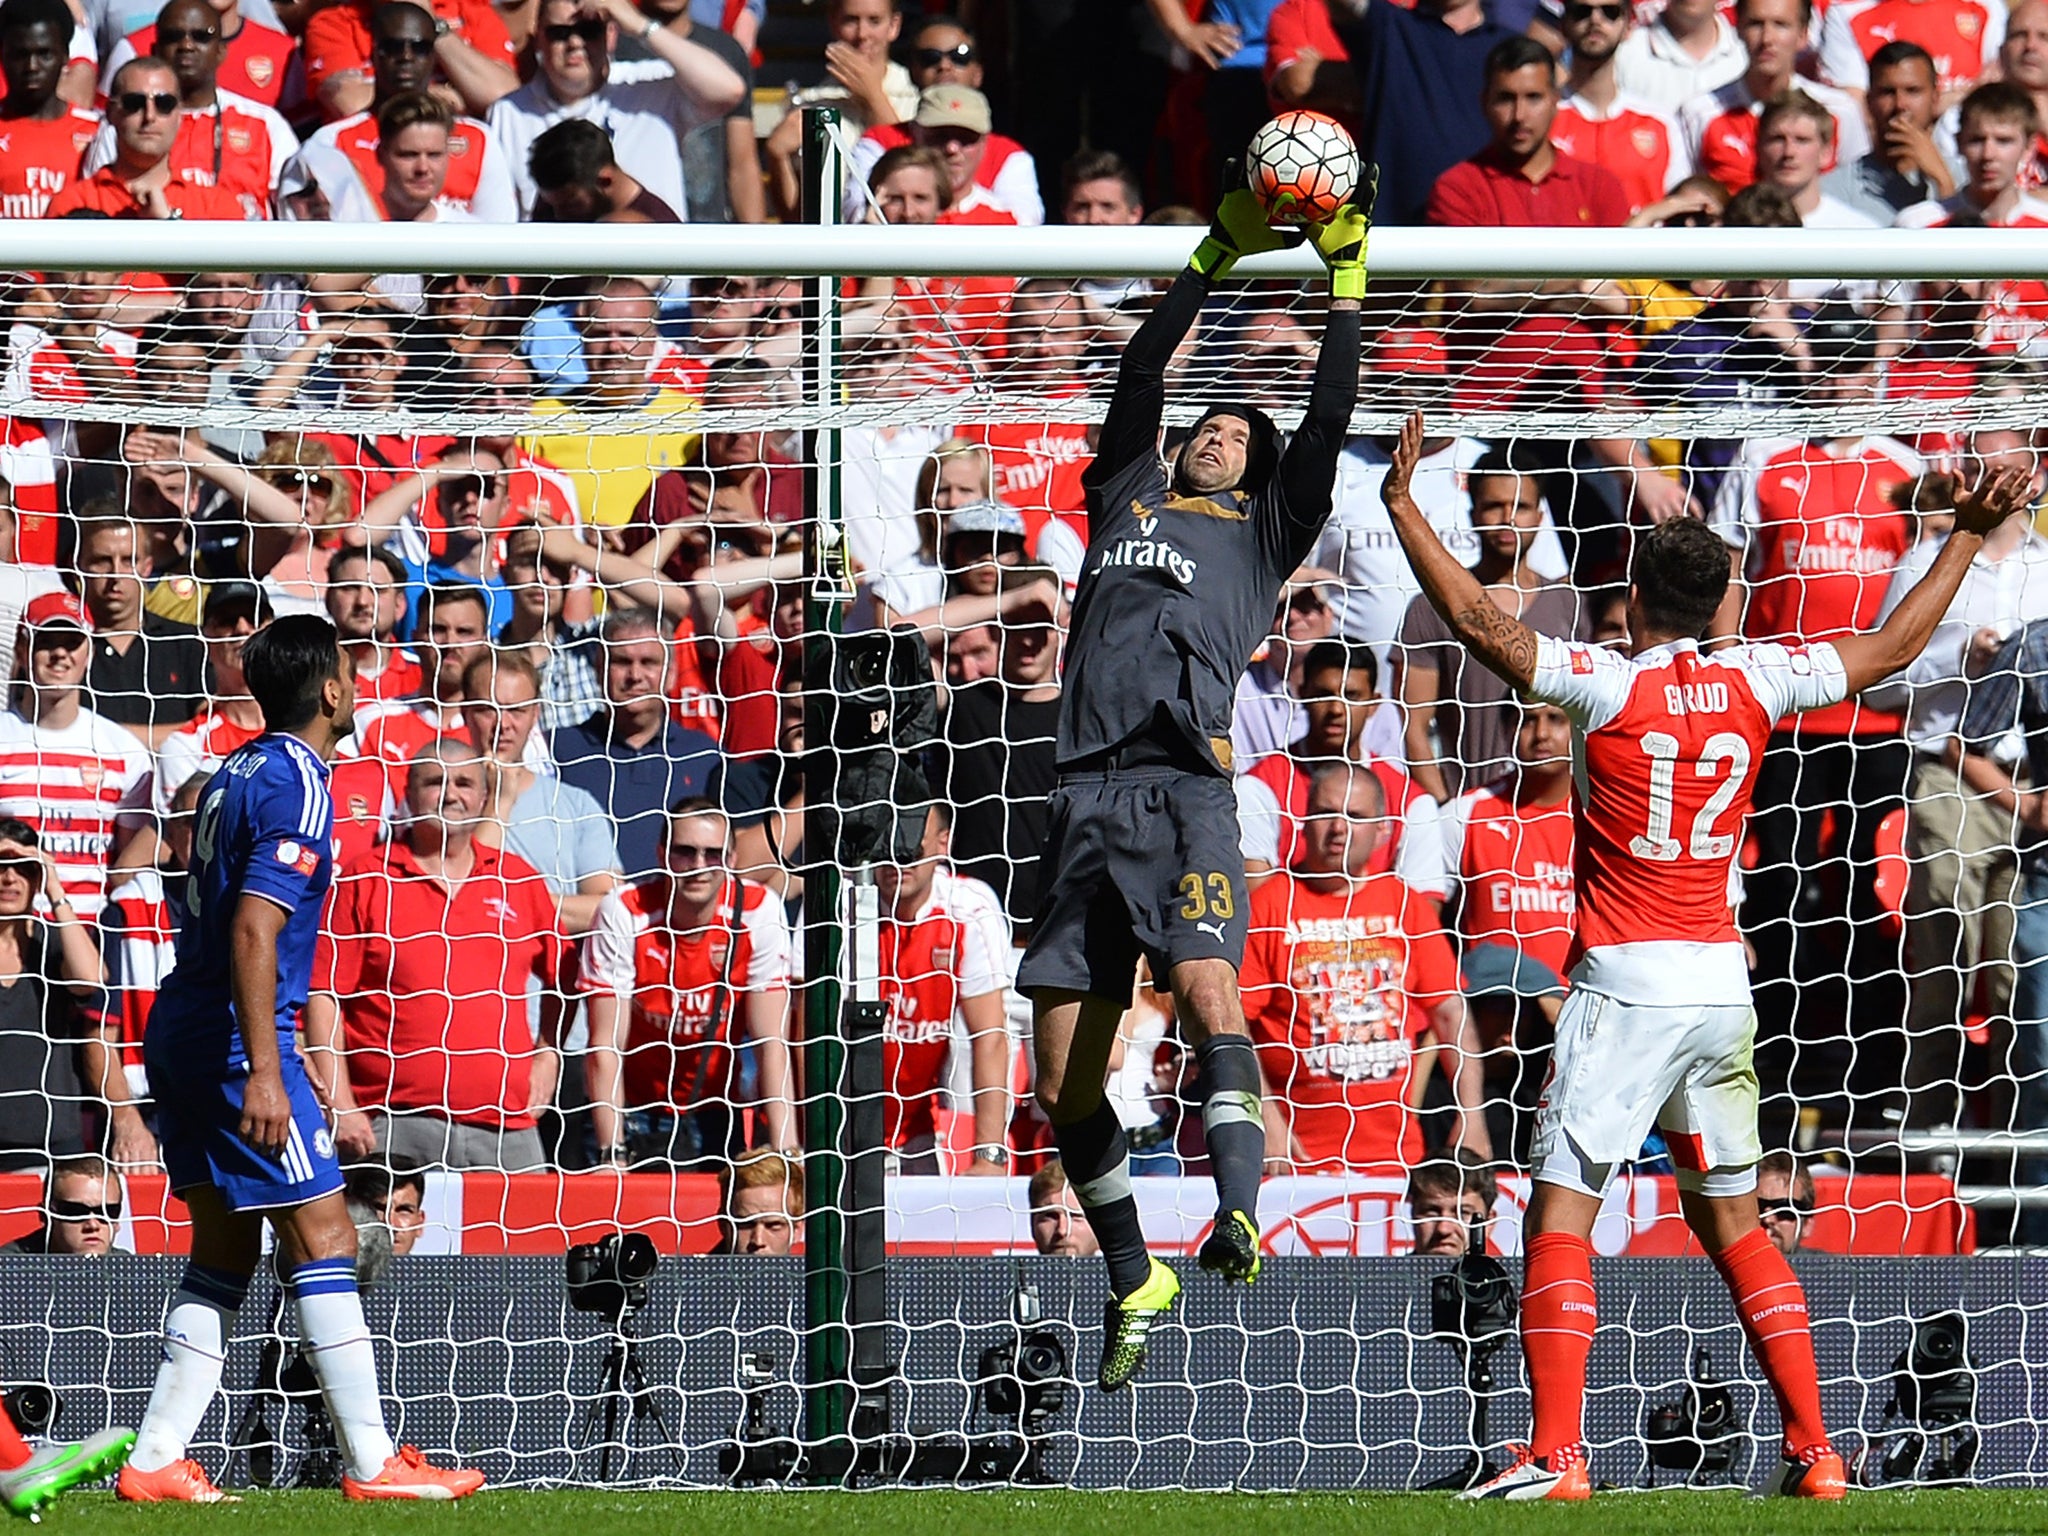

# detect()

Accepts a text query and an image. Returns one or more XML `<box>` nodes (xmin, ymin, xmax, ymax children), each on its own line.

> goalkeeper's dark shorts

<box><xmin>1017</xmin><ymin>766</ymin><xmax>1247</xmax><ymax>1002</ymax></box>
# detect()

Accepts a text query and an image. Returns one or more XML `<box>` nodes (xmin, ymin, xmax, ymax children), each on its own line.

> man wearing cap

<box><xmin>907</xmin><ymin>85</ymin><xmax>1025</xmax><ymax>221</ymax></box>
<box><xmin>152</xmin><ymin>581</ymin><xmax>272</xmax><ymax>820</ymax></box>
<box><xmin>843</xmin><ymin>59</ymin><xmax>1042</xmax><ymax>224</ymax></box>
<box><xmin>1016</xmin><ymin>183</ymin><xmax>1372</xmax><ymax>1390</ymax></box>
<box><xmin>0</xmin><ymin>591</ymin><xmax>153</xmax><ymax>920</ymax></box>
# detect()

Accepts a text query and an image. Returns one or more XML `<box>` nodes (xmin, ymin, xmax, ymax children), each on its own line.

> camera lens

<box><xmin>1017</xmin><ymin>1339</ymin><xmax>1063</xmax><ymax>1384</ymax></box>
<box><xmin>615</xmin><ymin>1232</ymin><xmax>658</xmax><ymax>1284</ymax></box>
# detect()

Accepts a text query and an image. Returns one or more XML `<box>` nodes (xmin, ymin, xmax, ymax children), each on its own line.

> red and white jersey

<box><xmin>353</xmin><ymin>694</ymin><xmax>459</xmax><ymax>802</ymax></box>
<box><xmin>327</xmin><ymin>749</ymin><xmax>393</xmax><ymax>867</ymax></box>
<box><xmin>0</xmin><ymin>108</ymin><xmax>103</xmax><ymax>219</ymax></box>
<box><xmin>104</xmin><ymin>19</ymin><xmax>303</xmax><ymax>110</ymax></box>
<box><xmin>1895</xmin><ymin>193</ymin><xmax>2048</xmax><ymax>354</ymax></box>
<box><xmin>97</xmin><ymin>866</ymin><xmax>178</xmax><ymax>1097</ymax></box>
<box><xmin>1240</xmin><ymin>870</ymin><xmax>1459</xmax><ymax>1172</ymax></box>
<box><xmin>1677</xmin><ymin>74</ymin><xmax>1869</xmax><ymax>191</ymax></box>
<box><xmin>347</xmin><ymin>645</ymin><xmax>423</xmax><ymax>706</ymax></box>
<box><xmin>579</xmin><ymin>873</ymin><xmax>792</xmax><ymax>1113</ymax></box>
<box><xmin>1441</xmin><ymin>779</ymin><xmax>1578</xmax><ymax>981</ymax></box>
<box><xmin>1528</xmin><ymin>633</ymin><xmax>1846</xmax><ymax>1002</ymax></box>
<box><xmin>1550</xmin><ymin>91</ymin><xmax>1687</xmax><ymax>216</ymax></box>
<box><xmin>844</xmin><ymin>123</ymin><xmax>1043</xmax><ymax>225</ymax></box>
<box><xmin>879</xmin><ymin>865</ymin><xmax>1007</xmax><ymax>1150</ymax></box>
<box><xmin>306</xmin><ymin>110</ymin><xmax>518</xmax><ymax>223</ymax></box>
<box><xmin>153</xmin><ymin>706</ymin><xmax>263</xmax><ymax>817</ymax></box>
<box><xmin>953</xmin><ymin>395</ymin><xmax>1092</xmax><ymax>582</ymax></box>
<box><xmin>0</xmin><ymin>418</ymin><xmax>59</xmax><ymax>566</ymax></box>
<box><xmin>4</xmin><ymin>322</ymin><xmax>139</xmax><ymax>411</ymax></box>
<box><xmin>1819</xmin><ymin>0</ymin><xmax>2000</xmax><ymax>94</ymax></box>
<box><xmin>1710</xmin><ymin>434</ymin><xmax>1919</xmax><ymax>734</ymax></box>
<box><xmin>1237</xmin><ymin>751</ymin><xmax>1449</xmax><ymax>899</ymax></box>
<box><xmin>82</xmin><ymin>89</ymin><xmax>298</xmax><ymax>219</ymax></box>
<box><xmin>0</xmin><ymin>706</ymin><xmax>152</xmax><ymax>918</ymax></box>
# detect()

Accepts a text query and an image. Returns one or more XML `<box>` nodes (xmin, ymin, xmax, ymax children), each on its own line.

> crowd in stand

<box><xmin>0</xmin><ymin>0</ymin><xmax>2044</xmax><ymax>1255</ymax></box>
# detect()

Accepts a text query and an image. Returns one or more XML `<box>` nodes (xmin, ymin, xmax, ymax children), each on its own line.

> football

<box><xmin>1245</xmin><ymin>109</ymin><xmax>1362</xmax><ymax>225</ymax></box>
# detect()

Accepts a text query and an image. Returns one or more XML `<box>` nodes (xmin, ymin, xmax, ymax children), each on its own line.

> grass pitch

<box><xmin>52</xmin><ymin>1488</ymin><xmax>2048</xmax><ymax>1536</ymax></box>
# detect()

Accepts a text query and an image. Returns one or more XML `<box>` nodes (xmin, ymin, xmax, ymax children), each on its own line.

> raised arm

<box><xmin>1831</xmin><ymin>466</ymin><xmax>2034</xmax><ymax>695</ymax></box>
<box><xmin>1272</xmin><ymin>194</ymin><xmax>1370</xmax><ymax>539</ymax></box>
<box><xmin>1089</xmin><ymin>190</ymin><xmax>1303</xmax><ymax>486</ymax></box>
<box><xmin>1382</xmin><ymin>411</ymin><xmax>1540</xmax><ymax>690</ymax></box>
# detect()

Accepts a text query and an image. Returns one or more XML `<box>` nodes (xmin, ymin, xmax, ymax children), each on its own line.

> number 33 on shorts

<box><xmin>1177</xmin><ymin>872</ymin><xmax>1236</xmax><ymax>923</ymax></box>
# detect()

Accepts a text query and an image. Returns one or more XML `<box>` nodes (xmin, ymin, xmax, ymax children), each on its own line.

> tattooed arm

<box><xmin>1381</xmin><ymin>410</ymin><xmax>1540</xmax><ymax>690</ymax></box>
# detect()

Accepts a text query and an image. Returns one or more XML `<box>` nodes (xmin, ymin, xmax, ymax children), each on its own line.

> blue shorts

<box><xmin>152</xmin><ymin>1051</ymin><xmax>344</xmax><ymax>1212</ymax></box>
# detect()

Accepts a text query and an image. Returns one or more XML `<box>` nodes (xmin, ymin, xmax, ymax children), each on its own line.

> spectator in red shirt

<box><xmin>324</xmin><ymin>544</ymin><xmax>420</xmax><ymax>705</ymax></box>
<box><xmin>1264</xmin><ymin>0</ymin><xmax>1353</xmax><ymax>116</ymax></box>
<box><xmin>908</xmin><ymin>85</ymin><xmax>1021</xmax><ymax>221</ymax></box>
<box><xmin>304</xmin><ymin>0</ymin><xmax>516</xmax><ymax>121</ymax></box>
<box><xmin>1549</xmin><ymin>0</ymin><xmax>1685</xmax><ymax>218</ymax></box>
<box><xmin>312</xmin><ymin>739</ymin><xmax>566</xmax><ymax>1171</ymax></box>
<box><xmin>46</xmin><ymin>57</ymin><xmax>247</xmax><ymax>218</ymax></box>
<box><xmin>103</xmin><ymin>0</ymin><xmax>301</xmax><ymax>112</ymax></box>
<box><xmin>1678</xmin><ymin>0</ymin><xmax>1869</xmax><ymax>191</ymax></box>
<box><xmin>353</xmin><ymin>582</ymin><xmax>496</xmax><ymax>800</ymax></box>
<box><xmin>0</xmin><ymin>0</ymin><xmax>102</xmax><ymax>220</ymax></box>
<box><xmin>1428</xmin><ymin>36</ymin><xmax>1632</xmax><ymax>229</ymax></box>
<box><xmin>1240</xmin><ymin>764</ymin><xmax>1477</xmax><ymax>1173</ymax></box>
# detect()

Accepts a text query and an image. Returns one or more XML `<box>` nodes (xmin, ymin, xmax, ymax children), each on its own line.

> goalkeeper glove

<box><xmin>1190</xmin><ymin>185</ymin><xmax>1303</xmax><ymax>282</ymax></box>
<box><xmin>1310</xmin><ymin>168</ymin><xmax>1377</xmax><ymax>302</ymax></box>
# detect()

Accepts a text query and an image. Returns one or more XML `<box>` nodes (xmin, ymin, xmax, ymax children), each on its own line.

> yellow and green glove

<box><xmin>1190</xmin><ymin>184</ymin><xmax>1304</xmax><ymax>282</ymax></box>
<box><xmin>1309</xmin><ymin>167</ymin><xmax>1378</xmax><ymax>302</ymax></box>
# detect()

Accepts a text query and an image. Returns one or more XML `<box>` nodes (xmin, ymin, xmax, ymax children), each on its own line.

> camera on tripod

<box><xmin>976</xmin><ymin>1326</ymin><xmax>1070</xmax><ymax>1442</ymax></box>
<box><xmin>1420</xmin><ymin>1222</ymin><xmax>1519</xmax><ymax>1493</ymax></box>
<box><xmin>565</xmin><ymin>1231</ymin><xmax>659</xmax><ymax>1320</ymax></box>
<box><xmin>1856</xmin><ymin>1311</ymin><xmax>1979</xmax><ymax>1487</ymax></box>
<box><xmin>1644</xmin><ymin>1348</ymin><xmax>1746</xmax><ymax>1486</ymax></box>
<box><xmin>807</xmin><ymin>629</ymin><xmax>938</xmax><ymax>867</ymax></box>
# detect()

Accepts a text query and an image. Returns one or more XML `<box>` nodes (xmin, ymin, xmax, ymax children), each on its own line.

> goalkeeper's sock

<box><xmin>129</xmin><ymin>1264</ymin><xmax>249</xmax><ymax>1474</ymax></box>
<box><xmin>1195</xmin><ymin>1033</ymin><xmax>1265</xmax><ymax>1219</ymax></box>
<box><xmin>1053</xmin><ymin>1100</ymin><xmax>1152</xmax><ymax>1298</ymax></box>
<box><xmin>1712</xmin><ymin>1227</ymin><xmax>1830</xmax><ymax>1456</ymax></box>
<box><xmin>1521</xmin><ymin>1232</ymin><xmax>1597</xmax><ymax>1461</ymax></box>
<box><xmin>290</xmin><ymin>1257</ymin><xmax>398</xmax><ymax>1482</ymax></box>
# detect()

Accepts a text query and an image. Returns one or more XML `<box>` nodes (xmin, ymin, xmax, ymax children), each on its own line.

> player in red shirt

<box><xmin>1384</xmin><ymin>408</ymin><xmax>2033</xmax><ymax>1501</ymax></box>
<box><xmin>874</xmin><ymin>806</ymin><xmax>1012</xmax><ymax>1171</ymax></box>
<box><xmin>1241</xmin><ymin>765</ymin><xmax>1467</xmax><ymax>1174</ymax></box>
<box><xmin>580</xmin><ymin>799</ymin><xmax>797</xmax><ymax>1164</ymax></box>
<box><xmin>0</xmin><ymin>0</ymin><xmax>102</xmax><ymax>219</ymax></box>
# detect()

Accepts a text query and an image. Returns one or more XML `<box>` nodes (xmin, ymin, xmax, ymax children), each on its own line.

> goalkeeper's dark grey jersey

<box><xmin>1057</xmin><ymin>271</ymin><xmax>1361</xmax><ymax>777</ymax></box>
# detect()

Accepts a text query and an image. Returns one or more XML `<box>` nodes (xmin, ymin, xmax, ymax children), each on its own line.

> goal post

<box><xmin>0</xmin><ymin>215</ymin><xmax>2044</xmax><ymax>1488</ymax></box>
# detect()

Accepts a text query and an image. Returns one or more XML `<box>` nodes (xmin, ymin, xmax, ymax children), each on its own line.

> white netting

<box><xmin>0</xmin><ymin>225</ymin><xmax>2043</xmax><ymax>1489</ymax></box>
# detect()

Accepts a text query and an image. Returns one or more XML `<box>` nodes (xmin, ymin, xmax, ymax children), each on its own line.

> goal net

<box><xmin>0</xmin><ymin>219</ymin><xmax>2041</xmax><ymax>1490</ymax></box>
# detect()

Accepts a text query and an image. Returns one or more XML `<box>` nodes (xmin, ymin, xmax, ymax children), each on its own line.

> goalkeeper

<box><xmin>1016</xmin><ymin>180</ymin><xmax>1370</xmax><ymax>1392</ymax></box>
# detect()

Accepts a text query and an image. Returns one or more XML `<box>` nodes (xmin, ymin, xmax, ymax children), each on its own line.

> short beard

<box><xmin>1177</xmin><ymin>457</ymin><xmax>1241</xmax><ymax>495</ymax></box>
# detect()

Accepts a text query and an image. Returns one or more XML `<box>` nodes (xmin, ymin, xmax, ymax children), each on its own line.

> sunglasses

<box><xmin>267</xmin><ymin>468</ymin><xmax>336</xmax><ymax>490</ymax></box>
<box><xmin>1565</xmin><ymin>2</ymin><xmax>1627</xmax><ymax>17</ymax></box>
<box><xmin>1758</xmin><ymin>1198</ymin><xmax>1816</xmax><ymax>1220</ymax></box>
<box><xmin>52</xmin><ymin>1199</ymin><xmax>121</xmax><ymax>1223</ymax></box>
<box><xmin>914</xmin><ymin>43</ymin><xmax>975</xmax><ymax>67</ymax></box>
<box><xmin>375</xmin><ymin>34</ymin><xmax>436</xmax><ymax>54</ymax></box>
<box><xmin>445</xmin><ymin>473</ymin><xmax>499</xmax><ymax>502</ymax></box>
<box><xmin>0</xmin><ymin>858</ymin><xmax>39</xmax><ymax>878</ymax></box>
<box><xmin>157</xmin><ymin>24</ymin><xmax>219</xmax><ymax>42</ymax></box>
<box><xmin>667</xmin><ymin>844</ymin><xmax>724</xmax><ymax>866</ymax></box>
<box><xmin>112</xmin><ymin>90</ymin><xmax>180</xmax><ymax>117</ymax></box>
<box><xmin>543</xmin><ymin>19</ymin><xmax>608</xmax><ymax>43</ymax></box>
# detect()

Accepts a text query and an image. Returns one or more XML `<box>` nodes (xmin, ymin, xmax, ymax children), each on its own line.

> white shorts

<box><xmin>1529</xmin><ymin>988</ymin><xmax>1763</xmax><ymax>1199</ymax></box>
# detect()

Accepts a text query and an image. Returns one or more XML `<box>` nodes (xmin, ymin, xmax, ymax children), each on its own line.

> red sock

<box><xmin>1521</xmin><ymin>1231</ymin><xmax>1597</xmax><ymax>1460</ymax></box>
<box><xmin>0</xmin><ymin>1407</ymin><xmax>30</xmax><ymax>1470</ymax></box>
<box><xmin>1712</xmin><ymin>1227</ymin><xmax>1829</xmax><ymax>1457</ymax></box>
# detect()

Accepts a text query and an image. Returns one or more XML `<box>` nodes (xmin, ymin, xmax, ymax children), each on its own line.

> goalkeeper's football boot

<box><xmin>115</xmin><ymin>1456</ymin><xmax>239</xmax><ymax>1503</ymax></box>
<box><xmin>1459</xmin><ymin>1442</ymin><xmax>1592</xmax><ymax>1501</ymax></box>
<box><xmin>1198</xmin><ymin>1209</ymin><xmax>1263</xmax><ymax>1286</ymax></box>
<box><xmin>1765</xmin><ymin>1445</ymin><xmax>1847</xmax><ymax>1500</ymax></box>
<box><xmin>1097</xmin><ymin>1258</ymin><xmax>1181</xmax><ymax>1392</ymax></box>
<box><xmin>342</xmin><ymin>1445</ymin><xmax>485</xmax><ymax>1501</ymax></box>
<box><xmin>0</xmin><ymin>1428</ymin><xmax>135</xmax><ymax>1520</ymax></box>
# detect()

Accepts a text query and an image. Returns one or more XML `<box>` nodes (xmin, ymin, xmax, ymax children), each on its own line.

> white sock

<box><xmin>129</xmin><ymin>1266</ymin><xmax>248</xmax><ymax>1474</ymax></box>
<box><xmin>290</xmin><ymin>1258</ymin><xmax>396</xmax><ymax>1481</ymax></box>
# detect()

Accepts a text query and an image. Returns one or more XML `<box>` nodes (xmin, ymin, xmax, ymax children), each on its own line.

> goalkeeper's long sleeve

<box><xmin>1082</xmin><ymin>268</ymin><xmax>1212</xmax><ymax>497</ymax></box>
<box><xmin>1270</xmin><ymin>303</ymin><xmax>1362</xmax><ymax>562</ymax></box>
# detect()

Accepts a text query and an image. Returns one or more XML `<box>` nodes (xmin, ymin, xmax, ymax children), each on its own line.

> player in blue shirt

<box><xmin>119</xmin><ymin>615</ymin><xmax>483</xmax><ymax>1505</ymax></box>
